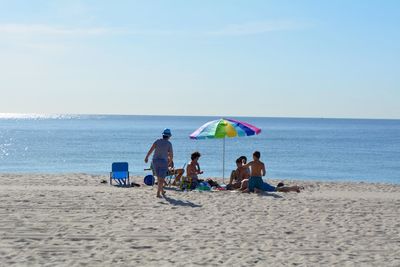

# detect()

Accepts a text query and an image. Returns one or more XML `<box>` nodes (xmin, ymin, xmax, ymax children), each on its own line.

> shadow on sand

<box><xmin>258</xmin><ymin>192</ymin><xmax>284</xmax><ymax>199</ymax></box>
<box><xmin>164</xmin><ymin>195</ymin><xmax>202</xmax><ymax>208</ymax></box>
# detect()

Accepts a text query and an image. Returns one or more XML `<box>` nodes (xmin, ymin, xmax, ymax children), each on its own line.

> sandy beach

<box><xmin>0</xmin><ymin>173</ymin><xmax>399</xmax><ymax>266</ymax></box>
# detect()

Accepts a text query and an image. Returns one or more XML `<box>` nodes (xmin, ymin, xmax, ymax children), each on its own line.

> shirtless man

<box><xmin>186</xmin><ymin>151</ymin><xmax>203</xmax><ymax>188</ymax></box>
<box><xmin>243</xmin><ymin>151</ymin><xmax>302</xmax><ymax>193</ymax></box>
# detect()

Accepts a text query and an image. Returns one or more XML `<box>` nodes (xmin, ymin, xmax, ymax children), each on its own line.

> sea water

<box><xmin>0</xmin><ymin>114</ymin><xmax>399</xmax><ymax>184</ymax></box>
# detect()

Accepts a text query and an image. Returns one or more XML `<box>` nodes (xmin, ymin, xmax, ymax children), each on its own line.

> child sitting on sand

<box><xmin>186</xmin><ymin>151</ymin><xmax>203</xmax><ymax>188</ymax></box>
<box><xmin>243</xmin><ymin>151</ymin><xmax>302</xmax><ymax>193</ymax></box>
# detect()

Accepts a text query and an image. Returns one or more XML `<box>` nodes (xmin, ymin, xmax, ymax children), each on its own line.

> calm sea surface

<box><xmin>0</xmin><ymin>114</ymin><xmax>399</xmax><ymax>184</ymax></box>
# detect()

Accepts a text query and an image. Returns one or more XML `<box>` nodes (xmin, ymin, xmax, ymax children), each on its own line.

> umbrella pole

<box><xmin>222</xmin><ymin>137</ymin><xmax>225</xmax><ymax>184</ymax></box>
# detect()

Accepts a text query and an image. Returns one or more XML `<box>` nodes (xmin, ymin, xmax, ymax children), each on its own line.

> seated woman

<box><xmin>186</xmin><ymin>151</ymin><xmax>203</xmax><ymax>188</ymax></box>
<box><xmin>232</xmin><ymin>155</ymin><xmax>250</xmax><ymax>192</ymax></box>
<box><xmin>227</xmin><ymin>157</ymin><xmax>250</xmax><ymax>190</ymax></box>
<box><xmin>167</xmin><ymin>157</ymin><xmax>184</xmax><ymax>186</ymax></box>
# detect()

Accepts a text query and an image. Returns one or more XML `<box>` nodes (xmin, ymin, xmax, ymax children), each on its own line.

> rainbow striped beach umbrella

<box><xmin>190</xmin><ymin>118</ymin><xmax>261</xmax><ymax>182</ymax></box>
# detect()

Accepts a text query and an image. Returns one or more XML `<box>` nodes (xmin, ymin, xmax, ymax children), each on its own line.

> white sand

<box><xmin>0</xmin><ymin>174</ymin><xmax>399</xmax><ymax>266</ymax></box>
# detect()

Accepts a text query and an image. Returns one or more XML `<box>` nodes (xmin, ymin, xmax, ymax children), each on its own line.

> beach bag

<box><xmin>206</xmin><ymin>178</ymin><xmax>221</xmax><ymax>188</ymax></box>
<box><xmin>197</xmin><ymin>182</ymin><xmax>211</xmax><ymax>191</ymax></box>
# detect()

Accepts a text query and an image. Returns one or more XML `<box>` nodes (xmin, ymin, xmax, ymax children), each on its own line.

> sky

<box><xmin>0</xmin><ymin>0</ymin><xmax>399</xmax><ymax>119</ymax></box>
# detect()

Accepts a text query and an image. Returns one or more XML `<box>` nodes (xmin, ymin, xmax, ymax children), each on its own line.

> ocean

<box><xmin>0</xmin><ymin>114</ymin><xmax>399</xmax><ymax>184</ymax></box>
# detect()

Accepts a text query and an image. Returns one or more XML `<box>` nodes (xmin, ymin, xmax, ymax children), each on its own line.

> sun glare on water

<box><xmin>0</xmin><ymin>113</ymin><xmax>77</xmax><ymax>120</ymax></box>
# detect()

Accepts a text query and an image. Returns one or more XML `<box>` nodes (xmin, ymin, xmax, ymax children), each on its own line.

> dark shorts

<box><xmin>152</xmin><ymin>158</ymin><xmax>168</xmax><ymax>178</ymax></box>
<box><xmin>248</xmin><ymin>176</ymin><xmax>263</xmax><ymax>192</ymax></box>
<box><xmin>260</xmin><ymin>182</ymin><xmax>276</xmax><ymax>192</ymax></box>
<box><xmin>248</xmin><ymin>176</ymin><xmax>276</xmax><ymax>192</ymax></box>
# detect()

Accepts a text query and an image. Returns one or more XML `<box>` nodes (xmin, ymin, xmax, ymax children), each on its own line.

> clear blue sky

<box><xmin>0</xmin><ymin>0</ymin><xmax>399</xmax><ymax>118</ymax></box>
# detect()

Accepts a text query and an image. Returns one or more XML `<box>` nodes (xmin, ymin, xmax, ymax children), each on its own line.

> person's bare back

<box><xmin>246</xmin><ymin>160</ymin><xmax>266</xmax><ymax>177</ymax></box>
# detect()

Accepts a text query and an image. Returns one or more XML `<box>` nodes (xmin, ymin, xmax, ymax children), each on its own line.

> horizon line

<box><xmin>0</xmin><ymin>112</ymin><xmax>399</xmax><ymax>121</ymax></box>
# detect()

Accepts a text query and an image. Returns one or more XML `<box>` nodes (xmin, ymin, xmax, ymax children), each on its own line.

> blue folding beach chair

<box><xmin>110</xmin><ymin>162</ymin><xmax>130</xmax><ymax>186</ymax></box>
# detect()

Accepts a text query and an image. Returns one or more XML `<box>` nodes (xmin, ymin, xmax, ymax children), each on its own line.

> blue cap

<box><xmin>162</xmin><ymin>128</ymin><xmax>172</xmax><ymax>137</ymax></box>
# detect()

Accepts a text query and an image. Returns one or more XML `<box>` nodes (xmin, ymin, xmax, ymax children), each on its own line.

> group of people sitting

<box><xmin>145</xmin><ymin>128</ymin><xmax>302</xmax><ymax>198</ymax></box>
<box><xmin>168</xmin><ymin>150</ymin><xmax>302</xmax><ymax>194</ymax></box>
<box><xmin>227</xmin><ymin>151</ymin><xmax>302</xmax><ymax>193</ymax></box>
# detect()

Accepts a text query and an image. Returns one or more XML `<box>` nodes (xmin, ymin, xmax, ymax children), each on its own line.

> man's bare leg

<box><xmin>157</xmin><ymin>177</ymin><xmax>166</xmax><ymax>197</ymax></box>
<box><xmin>276</xmin><ymin>185</ymin><xmax>302</xmax><ymax>193</ymax></box>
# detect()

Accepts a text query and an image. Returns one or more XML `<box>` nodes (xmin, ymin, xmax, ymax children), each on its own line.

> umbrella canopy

<box><xmin>190</xmin><ymin>118</ymin><xmax>261</xmax><ymax>139</ymax></box>
<box><xmin>189</xmin><ymin>118</ymin><xmax>261</xmax><ymax>182</ymax></box>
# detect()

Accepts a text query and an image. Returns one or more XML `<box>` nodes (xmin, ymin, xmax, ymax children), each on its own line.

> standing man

<box><xmin>145</xmin><ymin>128</ymin><xmax>173</xmax><ymax>198</ymax></box>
